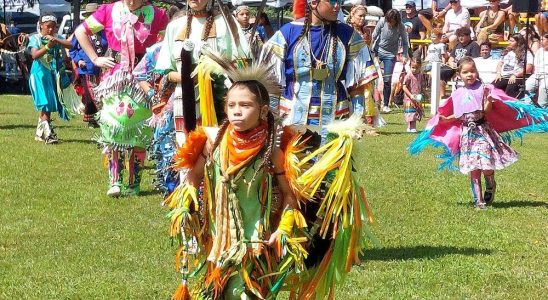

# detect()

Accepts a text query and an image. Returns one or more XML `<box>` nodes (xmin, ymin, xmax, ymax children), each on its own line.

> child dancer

<box><xmin>410</xmin><ymin>57</ymin><xmax>548</xmax><ymax>209</ymax></box>
<box><xmin>28</xmin><ymin>14</ymin><xmax>76</xmax><ymax>144</ymax></box>
<box><xmin>164</xmin><ymin>55</ymin><xmax>374</xmax><ymax>299</ymax></box>
<box><xmin>402</xmin><ymin>58</ymin><xmax>424</xmax><ymax>133</ymax></box>
<box><xmin>74</xmin><ymin>0</ymin><xmax>168</xmax><ymax>197</ymax></box>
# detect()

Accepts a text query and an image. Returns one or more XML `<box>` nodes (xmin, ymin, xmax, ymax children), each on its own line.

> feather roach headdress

<box><xmin>198</xmin><ymin>47</ymin><xmax>282</xmax><ymax>98</ymax></box>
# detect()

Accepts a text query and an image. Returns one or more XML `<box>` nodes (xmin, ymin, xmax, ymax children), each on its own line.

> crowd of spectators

<box><xmin>363</xmin><ymin>0</ymin><xmax>547</xmax><ymax>106</ymax></box>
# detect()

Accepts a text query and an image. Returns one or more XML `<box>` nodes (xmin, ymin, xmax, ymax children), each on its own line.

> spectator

<box><xmin>493</xmin><ymin>34</ymin><xmax>534</xmax><ymax>98</ymax></box>
<box><xmin>519</xmin><ymin>25</ymin><xmax>541</xmax><ymax>55</ymax></box>
<box><xmin>347</xmin><ymin>4</ymin><xmax>367</xmax><ymax>39</ymax></box>
<box><xmin>7</xmin><ymin>20</ymin><xmax>21</xmax><ymax>35</ymax></box>
<box><xmin>443</xmin><ymin>0</ymin><xmax>470</xmax><ymax>51</ymax></box>
<box><xmin>475</xmin><ymin>0</ymin><xmax>505</xmax><ymax>44</ymax></box>
<box><xmin>402</xmin><ymin>1</ymin><xmax>426</xmax><ymax>58</ymax></box>
<box><xmin>439</xmin><ymin>27</ymin><xmax>479</xmax><ymax>97</ymax></box>
<box><xmin>536</xmin><ymin>6</ymin><xmax>548</xmax><ymax>36</ymax></box>
<box><xmin>424</xmin><ymin>29</ymin><xmax>448</xmax><ymax>71</ymax></box>
<box><xmin>8</xmin><ymin>19</ymin><xmax>21</xmax><ymax>35</ymax></box>
<box><xmin>234</xmin><ymin>5</ymin><xmax>263</xmax><ymax>49</ymax></box>
<box><xmin>474</xmin><ymin>42</ymin><xmax>500</xmax><ymax>83</ymax></box>
<box><xmin>255</xmin><ymin>12</ymin><xmax>274</xmax><ymax>41</ymax></box>
<box><xmin>417</xmin><ymin>0</ymin><xmax>451</xmax><ymax>33</ymax></box>
<box><xmin>478</xmin><ymin>42</ymin><xmax>492</xmax><ymax>59</ymax></box>
<box><xmin>501</xmin><ymin>0</ymin><xmax>517</xmax><ymax>39</ymax></box>
<box><xmin>525</xmin><ymin>33</ymin><xmax>548</xmax><ymax>108</ymax></box>
<box><xmin>372</xmin><ymin>9</ymin><xmax>409</xmax><ymax>113</ymax></box>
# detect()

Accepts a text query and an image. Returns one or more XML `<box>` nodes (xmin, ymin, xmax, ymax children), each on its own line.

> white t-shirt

<box><xmin>474</xmin><ymin>57</ymin><xmax>501</xmax><ymax>83</ymax></box>
<box><xmin>426</xmin><ymin>42</ymin><xmax>446</xmax><ymax>63</ymax></box>
<box><xmin>444</xmin><ymin>8</ymin><xmax>470</xmax><ymax>34</ymax></box>
<box><xmin>533</xmin><ymin>48</ymin><xmax>548</xmax><ymax>76</ymax></box>
<box><xmin>501</xmin><ymin>50</ymin><xmax>534</xmax><ymax>78</ymax></box>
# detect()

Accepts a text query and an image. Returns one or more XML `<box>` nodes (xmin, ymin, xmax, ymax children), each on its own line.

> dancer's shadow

<box><xmin>0</xmin><ymin>124</ymin><xmax>70</xmax><ymax>130</ymax></box>
<box><xmin>62</xmin><ymin>139</ymin><xmax>97</xmax><ymax>145</ymax></box>
<box><xmin>378</xmin><ymin>131</ymin><xmax>417</xmax><ymax>136</ymax></box>
<box><xmin>139</xmin><ymin>189</ymin><xmax>161</xmax><ymax>197</ymax></box>
<box><xmin>490</xmin><ymin>200</ymin><xmax>548</xmax><ymax>209</ymax></box>
<box><xmin>361</xmin><ymin>245</ymin><xmax>492</xmax><ymax>261</ymax></box>
<box><xmin>0</xmin><ymin>124</ymin><xmax>37</xmax><ymax>130</ymax></box>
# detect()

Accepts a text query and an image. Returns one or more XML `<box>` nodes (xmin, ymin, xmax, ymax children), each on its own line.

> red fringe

<box><xmin>172</xmin><ymin>128</ymin><xmax>207</xmax><ymax>170</ymax></box>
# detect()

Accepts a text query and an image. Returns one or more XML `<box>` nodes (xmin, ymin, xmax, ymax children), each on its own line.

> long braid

<box><xmin>202</xmin><ymin>13</ymin><xmax>214</xmax><ymax>41</ymax></box>
<box><xmin>330</xmin><ymin>23</ymin><xmax>338</xmax><ymax>80</ymax></box>
<box><xmin>298</xmin><ymin>4</ymin><xmax>311</xmax><ymax>42</ymax></box>
<box><xmin>210</xmin><ymin>119</ymin><xmax>230</xmax><ymax>156</ymax></box>
<box><xmin>257</xmin><ymin>112</ymin><xmax>276</xmax><ymax>174</ymax></box>
<box><xmin>184</xmin><ymin>11</ymin><xmax>193</xmax><ymax>39</ymax></box>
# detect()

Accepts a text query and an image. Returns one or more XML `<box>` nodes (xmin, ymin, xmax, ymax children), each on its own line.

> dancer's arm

<box><xmin>268</xmin><ymin>148</ymin><xmax>299</xmax><ymax>246</ymax></box>
<box><xmin>185</xmin><ymin>141</ymin><xmax>210</xmax><ymax>188</ymax></box>
<box><xmin>74</xmin><ymin>26</ymin><xmax>115</xmax><ymax>68</ymax></box>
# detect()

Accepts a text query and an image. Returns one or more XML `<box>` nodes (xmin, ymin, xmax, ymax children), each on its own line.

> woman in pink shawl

<box><xmin>74</xmin><ymin>0</ymin><xmax>168</xmax><ymax>197</ymax></box>
<box><xmin>410</xmin><ymin>57</ymin><xmax>548</xmax><ymax>209</ymax></box>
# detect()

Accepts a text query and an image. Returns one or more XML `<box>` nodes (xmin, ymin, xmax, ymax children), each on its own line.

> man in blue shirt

<box><xmin>8</xmin><ymin>20</ymin><xmax>21</xmax><ymax>35</ymax></box>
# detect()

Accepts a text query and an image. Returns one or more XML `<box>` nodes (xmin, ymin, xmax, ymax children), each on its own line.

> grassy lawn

<box><xmin>0</xmin><ymin>94</ymin><xmax>546</xmax><ymax>299</ymax></box>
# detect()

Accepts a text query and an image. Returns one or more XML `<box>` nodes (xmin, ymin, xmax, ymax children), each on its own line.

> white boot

<box><xmin>35</xmin><ymin>119</ymin><xmax>50</xmax><ymax>142</ymax></box>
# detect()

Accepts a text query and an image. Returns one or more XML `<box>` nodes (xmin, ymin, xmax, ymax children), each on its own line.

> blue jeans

<box><xmin>378</xmin><ymin>54</ymin><xmax>396</xmax><ymax>107</ymax></box>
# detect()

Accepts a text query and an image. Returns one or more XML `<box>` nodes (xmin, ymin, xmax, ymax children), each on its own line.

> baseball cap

<box><xmin>405</xmin><ymin>1</ymin><xmax>416</xmax><ymax>7</ymax></box>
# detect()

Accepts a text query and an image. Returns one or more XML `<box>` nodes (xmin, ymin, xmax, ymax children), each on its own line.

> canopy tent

<box><xmin>392</xmin><ymin>0</ymin><xmax>510</xmax><ymax>10</ymax></box>
<box><xmin>1</xmin><ymin>0</ymin><xmax>71</xmax><ymax>20</ymax></box>
<box><xmin>1</xmin><ymin>0</ymin><xmax>71</xmax><ymax>33</ymax></box>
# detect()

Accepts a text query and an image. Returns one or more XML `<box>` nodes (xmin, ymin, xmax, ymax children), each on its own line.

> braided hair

<box><xmin>297</xmin><ymin>2</ymin><xmax>312</xmax><ymax>42</ymax></box>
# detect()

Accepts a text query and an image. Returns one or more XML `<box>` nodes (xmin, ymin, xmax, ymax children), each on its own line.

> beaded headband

<box><xmin>40</xmin><ymin>15</ymin><xmax>57</xmax><ymax>23</ymax></box>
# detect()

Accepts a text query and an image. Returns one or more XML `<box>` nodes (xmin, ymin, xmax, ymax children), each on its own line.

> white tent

<box><xmin>392</xmin><ymin>0</ymin><xmax>510</xmax><ymax>10</ymax></box>
<box><xmin>1</xmin><ymin>0</ymin><xmax>71</xmax><ymax>19</ymax></box>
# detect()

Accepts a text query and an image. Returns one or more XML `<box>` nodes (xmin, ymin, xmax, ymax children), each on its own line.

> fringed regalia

<box><xmin>153</xmin><ymin>4</ymin><xmax>249</xmax><ymax>195</ymax></box>
<box><xmin>409</xmin><ymin>83</ymin><xmax>548</xmax><ymax>171</ymax></box>
<box><xmin>133</xmin><ymin>42</ymin><xmax>178</xmax><ymax>195</ymax></box>
<box><xmin>28</xmin><ymin>33</ymin><xmax>82</xmax><ymax>141</ymax></box>
<box><xmin>28</xmin><ymin>34</ymin><xmax>81</xmax><ymax>120</ymax></box>
<box><xmin>69</xmin><ymin>31</ymin><xmax>108</xmax><ymax>125</ymax></box>
<box><xmin>165</xmin><ymin>115</ymin><xmax>376</xmax><ymax>300</ymax></box>
<box><xmin>80</xmin><ymin>1</ymin><xmax>168</xmax><ymax>192</ymax></box>
<box><xmin>264</xmin><ymin>19</ymin><xmax>378</xmax><ymax>136</ymax></box>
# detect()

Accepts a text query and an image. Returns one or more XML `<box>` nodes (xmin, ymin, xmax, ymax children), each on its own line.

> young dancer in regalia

<box><xmin>264</xmin><ymin>0</ymin><xmax>377</xmax><ymax>139</ymax></box>
<box><xmin>164</xmin><ymin>51</ymin><xmax>375</xmax><ymax>299</ymax></box>
<box><xmin>29</xmin><ymin>14</ymin><xmax>79</xmax><ymax>144</ymax></box>
<box><xmin>153</xmin><ymin>0</ymin><xmax>249</xmax><ymax>195</ymax></box>
<box><xmin>75</xmin><ymin>0</ymin><xmax>169</xmax><ymax>197</ymax></box>
<box><xmin>409</xmin><ymin>57</ymin><xmax>548</xmax><ymax>209</ymax></box>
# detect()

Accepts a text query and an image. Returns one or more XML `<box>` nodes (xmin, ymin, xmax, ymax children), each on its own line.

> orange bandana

<box><xmin>220</xmin><ymin>121</ymin><xmax>268</xmax><ymax>176</ymax></box>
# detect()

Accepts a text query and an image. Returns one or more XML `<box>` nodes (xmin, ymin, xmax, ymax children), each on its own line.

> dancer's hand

<box><xmin>267</xmin><ymin>229</ymin><xmax>282</xmax><ymax>247</ymax></box>
<box><xmin>93</xmin><ymin>56</ymin><xmax>115</xmax><ymax>69</ymax></box>
<box><xmin>168</xmin><ymin>71</ymin><xmax>181</xmax><ymax>83</ymax></box>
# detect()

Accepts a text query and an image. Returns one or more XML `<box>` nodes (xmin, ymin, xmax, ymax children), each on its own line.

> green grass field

<box><xmin>0</xmin><ymin>95</ymin><xmax>546</xmax><ymax>299</ymax></box>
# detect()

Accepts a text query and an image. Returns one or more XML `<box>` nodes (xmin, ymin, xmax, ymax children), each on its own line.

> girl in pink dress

<box><xmin>443</xmin><ymin>58</ymin><xmax>518</xmax><ymax>208</ymax></box>
<box><xmin>402</xmin><ymin>58</ymin><xmax>424</xmax><ymax>133</ymax></box>
<box><xmin>74</xmin><ymin>0</ymin><xmax>168</xmax><ymax>197</ymax></box>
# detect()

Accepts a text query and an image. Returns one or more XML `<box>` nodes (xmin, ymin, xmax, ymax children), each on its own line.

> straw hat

<box><xmin>83</xmin><ymin>3</ymin><xmax>99</xmax><ymax>16</ymax></box>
